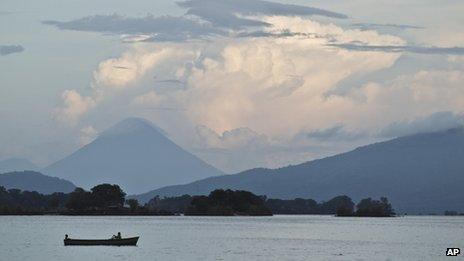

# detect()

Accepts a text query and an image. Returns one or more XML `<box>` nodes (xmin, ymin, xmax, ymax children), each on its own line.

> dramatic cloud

<box><xmin>43</xmin><ymin>0</ymin><xmax>346</xmax><ymax>43</ymax></box>
<box><xmin>166</xmin><ymin>17</ymin><xmax>403</xmax><ymax>135</ymax></box>
<box><xmin>56</xmin><ymin>16</ymin><xmax>403</xmax><ymax>132</ymax></box>
<box><xmin>46</xmin><ymin>2</ymin><xmax>464</xmax><ymax>171</ymax></box>
<box><xmin>0</xmin><ymin>45</ymin><xmax>24</xmax><ymax>56</ymax></box>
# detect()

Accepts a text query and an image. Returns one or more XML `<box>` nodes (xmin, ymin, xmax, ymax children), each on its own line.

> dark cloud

<box><xmin>351</xmin><ymin>23</ymin><xmax>424</xmax><ymax>30</ymax></box>
<box><xmin>179</xmin><ymin>0</ymin><xmax>346</xmax><ymax>29</ymax></box>
<box><xmin>328</xmin><ymin>43</ymin><xmax>464</xmax><ymax>55</ymax></box>
<box><xmin>178</xmin><ymin>0</ymin><xmax>347</xmax><ymax>20</ymax></box>
<box><xmin>300</xmin><ymin>125</ymin><xmax>364</xmax><ymax>142</ymax></box>
<box><xmin>380</xmin><ymin>111</ymin><xmax>464</xmax><ymax>138</ymax></box>
<box><xmin>43</xmin><ymin>0</ymin><xmax>346</xmax><ymax>42</ymax></box>
<box><xmin>43</xmin><ymin>14</ymin><xmax>225</xmax><ymax>40</ymax></box>
<box><xmin>0</xmin><ymin>45</ymin><xmax>24</xmax><ymax>56</ymax></box>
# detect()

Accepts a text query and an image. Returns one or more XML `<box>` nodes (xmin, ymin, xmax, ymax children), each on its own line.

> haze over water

<box><xmin>1</xmin><ymin>215</ymin><xmax>462</xmax><ymax>261</ymax></box>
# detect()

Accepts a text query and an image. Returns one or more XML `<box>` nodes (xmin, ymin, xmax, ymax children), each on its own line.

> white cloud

<box><xmin>54</xmin><ymin>89</ymin><xmax>95</xmax><ymax>126</ymax></box>
<box><xmin>261</xmin><ymin>16</ymin><xmax>405</xmax><ymax>46</ymax></box>
<box><xmin>55</xmin><ymin>45</ymin><xmax>197</xmax><ymax>125</ymax></box>
<box><xmin>174</xmin><ymin>17</ymin><xmax>402</xmax><ymax>135</ymax></box>
<box><xmin>93</xmin><ymin>46</ymin><xmax>187</xmax><ymax>88</ymax></box>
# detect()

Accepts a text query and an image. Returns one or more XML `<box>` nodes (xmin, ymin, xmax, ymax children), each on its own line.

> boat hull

<box><xmin>64</xmin><ymin>237</ymin><xmax>139</xmax><ymax>246</ymax></box>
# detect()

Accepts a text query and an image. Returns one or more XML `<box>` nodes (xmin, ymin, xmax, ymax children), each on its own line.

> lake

<box><xmin>0</xmin><ymin>215</ymin><xmax>462</xmax><ymax>260</ymax></box>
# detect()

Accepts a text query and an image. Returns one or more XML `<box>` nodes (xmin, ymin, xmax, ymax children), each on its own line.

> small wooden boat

<box><xmin>64</xmin><ymin>236</ymin><xmax>139</xmax><ymax>246</ymax></box>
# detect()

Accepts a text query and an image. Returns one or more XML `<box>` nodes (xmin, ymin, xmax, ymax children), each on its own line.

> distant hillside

<box><xmin>0</xmin><ymin>171</ymin><xmax>76</xmax><ymax>194</ymax></box>
<box><xmin>44</xmin><ymin>118</ymin><xmax>223</xmax><ymax>194</ymax></box>
<box><xmin>0</xmin><ymin>158</ymin><xmax>38</xmax><ymax>173</ymax></box>
<box><xmin>135</xmin><ymin>128</ymin><xmax>464</xmax><ymax>214</ymax></box>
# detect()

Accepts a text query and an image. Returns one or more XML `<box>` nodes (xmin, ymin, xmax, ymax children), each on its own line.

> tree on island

<box><xmin>354</xmin><ymin>197</ymin><xmax>395</xmax><ymax>217</ymax></box>
<box><xmin>186</xmin><ymin>189</ymin><xmax>272</xmax><ymax>216</ymax></box>
<box><xmin>66</xmin><ymin>188</ymin><xmax>93</xmax><ymax>210</ymax></box>
<box><xmin>66</xmin><ymin>184</ymin><xmax>126</xmax><ymax>210</ymax></box>
<box><xmin>320</xmin><ymin>195</ymin><xmax>354</xmax><ymax>214</ymax></box>
<box><xmin>91</xmin><ymin>184</ymin><xmax>126</xmax><ymax>208</ymax></box>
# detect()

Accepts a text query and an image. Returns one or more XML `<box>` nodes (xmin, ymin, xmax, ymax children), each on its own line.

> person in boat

<box><xmin>111</xmin><ymin>232</ymin><xmax>122</xmax><ymax>239</ymax></box>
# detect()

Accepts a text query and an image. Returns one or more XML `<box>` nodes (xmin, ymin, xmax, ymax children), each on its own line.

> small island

<box><xmin>336</xmin><ymin>197</ymin><xmax>395</xmax><ymax>217</ymax></box>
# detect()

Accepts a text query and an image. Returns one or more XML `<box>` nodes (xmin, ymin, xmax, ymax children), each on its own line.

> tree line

<box><xmin>0</xmin><ymin>184</ymin><xmax>395</xmax><ymax>216</ymax></box>
<box><xmin>0</xmin><ymin>184</ymin><xmax>167</xmax><ymax>215</ymax></box>
<box><xmin>148</xmin><ymin>191</ymin><xmax>396</xmax><ymax>217</ymax></box>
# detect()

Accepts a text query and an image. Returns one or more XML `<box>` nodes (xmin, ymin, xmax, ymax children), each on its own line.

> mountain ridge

<box><xmin>134</xmin><ymin>128</ymin><xmax>464</xmax><ymax>214</ymax></box>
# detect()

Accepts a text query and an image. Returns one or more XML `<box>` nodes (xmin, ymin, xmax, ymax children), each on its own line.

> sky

<box><xmin>1</xmin><ymin>0</ymin><xmax>464</xmax><ymax>173</ymax></box>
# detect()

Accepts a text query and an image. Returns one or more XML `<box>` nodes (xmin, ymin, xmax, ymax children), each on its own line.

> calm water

<box><xmin>0</xmin><ymin>215</ymin><xmax>462</xmax><ymax>261</ymax></box>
